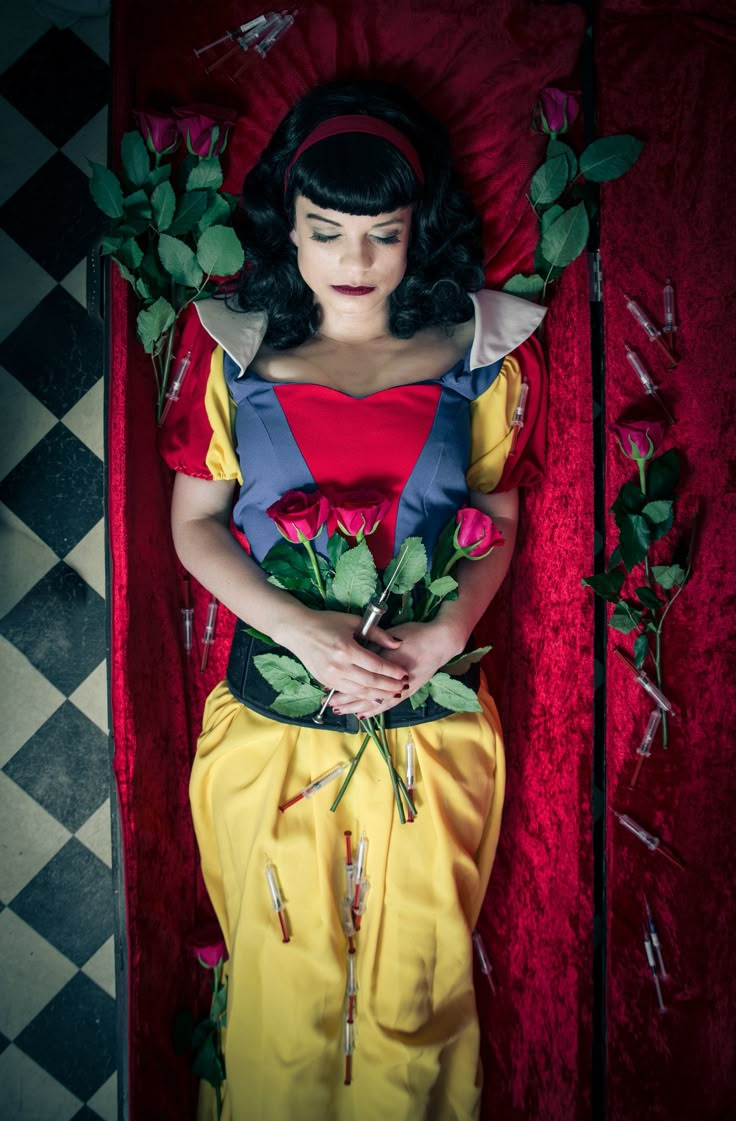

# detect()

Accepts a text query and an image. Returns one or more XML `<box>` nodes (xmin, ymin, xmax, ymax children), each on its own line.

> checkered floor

<box><xmin>0</xmin><ymin>4</ymin><xmax>119</xmax><ymax>1119</ymax></box>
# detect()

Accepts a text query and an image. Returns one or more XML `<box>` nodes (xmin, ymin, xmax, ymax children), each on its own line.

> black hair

<box><xmin>232</xmin><ymin>79</ymin><xmax>485</xmax><ymax>348</ymax></box>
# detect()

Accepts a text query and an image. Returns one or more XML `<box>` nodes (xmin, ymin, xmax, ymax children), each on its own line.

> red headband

<box><xmin>284</xmin><ymin>113</ymin><xmax>424</xmax><ymax>190</ymax></box>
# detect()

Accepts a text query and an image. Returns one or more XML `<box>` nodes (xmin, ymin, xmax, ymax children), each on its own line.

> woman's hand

<box><xmin>279</xmin><ymin>610</ymin><xmax>410</xmax><ymax>703</ymax></box>
<box><xmin>326</xmin><ymin>617</ymin><xmax>464</xmax><ymax>719</ymax></box>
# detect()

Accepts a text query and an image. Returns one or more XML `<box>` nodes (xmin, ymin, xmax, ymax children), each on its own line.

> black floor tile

<box><xmin>10</xmin><ymin>839</ymin><xmax>114</xmax><ymax>966</ymax></box>
<box><xmin>0</xmin><ymin>286</ymin><xmax>103</xmax><ymax>417</ymax></box>
<box><xmin>0</xmin><ymin>154</ymin><xmax>106</xmax><ymax>282</ymax></box>
<box><xmin>0</xmin><ymin>1029</ymin><xmax>8</xmax><ymax>1057</ymax></box>
<box><xmin>15</xmin><ymin>972</ymin><xmax>116</xmax><ymax>1102</ymax></box>
<box><xmin>0</xmin><ymin>425</ymin><xmax>103</xmax><ymax>556</ymax></box>
<box><xmin>0</xmin><ymin>28</ymin><xmax>109</xmax><ymax>148</ymax></box>
<box><xmin>0</xmin><ymin>563</ymin><xmax>106</xmax><ymax>696</ymax></box>
<box><xmin>4</xmin><ymin>702</ymin><xmax>110</xmax><ymax>832</ymax></box>
<box><xmin>72</xmin><ymin>1109</ymin><xmax>106</xmax><ymax>1121</ymax></box>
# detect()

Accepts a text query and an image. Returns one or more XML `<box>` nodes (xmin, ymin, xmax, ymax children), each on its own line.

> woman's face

<box><xmin>290</xmin><ymin>193</ymin><xmax>411</xmax><ymax>322</ymax></box>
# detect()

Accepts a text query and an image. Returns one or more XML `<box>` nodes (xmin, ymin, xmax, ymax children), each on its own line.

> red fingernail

<box><xmin>393</xmin><ymin>692</ymin><xmax>402</xmax><ymax>699</ymax></box>
<box><xmin>374</xmin><ymin>698</ymin><xmax>382</xmax><ymax>704</ymax></box>
<box><xmin>333</xmin><ymin>707</ymin><xmax>342</xmax><ymax>714</ymax></box>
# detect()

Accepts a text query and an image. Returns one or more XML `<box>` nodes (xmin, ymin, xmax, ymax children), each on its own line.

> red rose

<box><xmin>189</xmin><ymin>924</ymin><xmax>227</xmax><ymax>969</ymax></box>
<box><xmin>267</xmin><ymin>489</ymin><xmax>330</xmax><ymax>543</ymax></box>
<box><xmin>612</xmin><ymin>419</ymin><xmax>664</xmax><ymax>461</ymax></box>
<box><xmin>533</xmin><ymin>87</ymin><xmax>580</xmax><ymax>136</ymax></box>
<box><xmin>174</xmin><ymin>103</ymin><xmax>237</xmax><ymax>158</ymax></box>
<box><xmin>330</xmin><ymin>490</ymin><xmax>392</xmax><ymax>539</ymax></box>
<box><xmin>453</xmin><ymin>507</ymin><xmax>505</xmax><ymax>558</ymax></box>
<box><xmin>134</xmin><ymin>110</ymin><xmax>180</xmax><ymax>155</ymax></box>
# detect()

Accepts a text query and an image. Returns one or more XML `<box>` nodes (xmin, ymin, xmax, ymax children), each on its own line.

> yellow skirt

<box><xmin>190</xmin><ymin>678</ymin><xmax>505</xmax><ymax>1121</ymax></box>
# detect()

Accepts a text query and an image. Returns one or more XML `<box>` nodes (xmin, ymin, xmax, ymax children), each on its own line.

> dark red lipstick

<box><xmin>331</xmin><ymin>285</ymin><xmax>376</xmax><ymax>296</ymax></box>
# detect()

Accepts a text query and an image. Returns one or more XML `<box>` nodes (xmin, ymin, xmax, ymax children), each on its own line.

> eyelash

<box><xmin>309</xmin><ymin>232</ymin><xmax>401</xmax><ymax>245</ymax></box>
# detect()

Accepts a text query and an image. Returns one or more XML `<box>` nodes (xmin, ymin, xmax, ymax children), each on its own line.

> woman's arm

<box><xmin>327</xmin><ymin>487</ymin><xmax>518</xmax><ymax>718</ymax></box>
<box><xmin>171</xmin><ymin>473</ymin><xmax>408</xmax><ymax>699</ymax></box>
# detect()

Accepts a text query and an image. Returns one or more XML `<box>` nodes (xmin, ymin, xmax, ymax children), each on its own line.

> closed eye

<box><xmin>309</xmin><ymin>232</ymin><xmax>401</xmax><ymax>244</ymax></box>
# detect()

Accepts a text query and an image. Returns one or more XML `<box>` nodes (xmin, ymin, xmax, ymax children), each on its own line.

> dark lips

<box><xmin>331</xmin><ymin>285</ymin><xmax>376</xmax><ymax>295</ymax></box>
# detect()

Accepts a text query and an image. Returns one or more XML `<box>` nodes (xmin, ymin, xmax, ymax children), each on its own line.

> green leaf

<box><xmin>121</xmin><ymin>130</ymin><xmax>150</xmax><ymax>188</ymax></box>
<box><xmin>409</xmin><ymin>682</ymin><xmax>431</xmax><ymax>710</ymax></box>
<box><xmin>148</xmin><ymin>163</ymin><xmax>172</xmax><ymax>188</ymax></box>
<box><xmin>253</xmin><ymin>653</ymin><xmax>310</xmax><ymax>692</ymax></box>
<box><xmin>116</xmin><ymin>237</ymin><xmax>143</xmax><ymax>271</ymax></box>
<box><xmin>187</xmin><ymin>157</ymin><xmax>223</xmax><ymax>192</ymax></box>
<box><xmin>123</xmin><ymin>188</ymin><xmax>152</xmax><ymax>221</ymax></box>
<box><xmin>271</xmin><ymin>683</ymin><xmax>324</xmax><ymax>717</ymax></box>
<box><xmin>332</xmin><ymin>539</ymin><xmax>378</xmax><ymax>610</ymax></box>
<box><xmin>428</xmin><ymin>673</ymin><xmax>482</xmax><ymax>713</ymax></box>
<box><xmin>534</xmin><ymin>240</ymin><xmax>564</xmax><ymax>281</ymax></box>
<box><xmin>383</xmin><ymin>537</ymin><xmax>427</xmax><ymax>595</ymax></box>
<box><xmin>540</xmin><ymin>203</ymin><xmax>589</xmax><ymax>269</ymax></box>
<box><xmin>581</xmin><ymin>569</ymin><xmax>626</xmax><ymax>603</ymax></box>
<box><xmin>211</xmin><ymin>986</ymin><xmax>227</xmax><ymax>1021</ymax></box>
<box><xmin>546</xmin><ymin>138</ymin><xmax>577</xmax><ymax>182</ymax></box>
<box><xmin>618</xmin><ymin>513</ymin><xmax>652</xmax><ymax>571</ymax></box>
<box><xmin>168</xmin><ymin>190</ymin><xmax>210</xmax><ymax>237</ymax></box>
<box><xmin>327</xmin><ymin>532</ymin><xmax>349</xmax><ymax>568</ymax></box>
<box><xmin>635</xmin><ymin>585</ymin><xmax>663</xmax><ymax>610</ymax></box>
<box><xmin>158</xmin><ymin>233</ymin><xmax>204</xmax><ymax>288</ymax></box>
<box><xmin>607</xmin><ymin>545</ymin><xmax>623</xmax><ymax>571</ymax></box>
<box><xmin>651</xmin><ymin>563</ymin><xmax>686</xmax><ymax>590</ymax></box>
<box><xmin>540</xmin><ymin>203</ymin><xmax>564</xmax><ymax>233</ymax></box>
<box><xmin>442</xmin><ymin>645</ymin><xmax>492</xmax><ymax>675</ymax></box>
<box><xmin>197</xmin><ymin>194</ymin><xmax>232</xmax><ymax>233</ymax></box>
<box><xmin>646</xmin><ymin>450</ymin><xmax>680</xmax><ymax>500</ymax></box>
<box><xmin>241</xmin><ymin>625</ymin><xmax>276</xmax><ymax>645</ymax></box>
<box><xmin>89</xmin><ymin>162</ymin><xmax>124</xmax><ymax>218</ymax></box>
<box><xmin>196</xmin><ymin>224</ymin><xmax>245</xmax><ymax>278</ymax></box>
<box><xmin>100</xmin><ymin>235</ymin><xmax>123</xmax><ymax>256</ymax></box>
<box><xmin>579</xmin><ymin>134</ymin><xmax>644</xmax><ymax>183</ymax></box>
<box><xmin>260</xmin><ymin>540</ymin><xmax>314</xmax><ymax>593</ymax></box>
<box><xmin>642</xmin><ymin>499</ymin><xmax>672</xmax><ymax>525</ymax></box>
<box><xmin>611</xmin><ymin>481</ymin><xmax>647</xmax><ymax>519</ymax></box>
<box><xmin>135</xmin><ymin>277</ymin><xmax>151</xmax><ymax>300</ymax></box>
<box><xmin>136</xmin><ymin>297</ymin><xmax>175</xmax><ymax>355</ymax></box>
<box><xmin>428</xmin><ymin>575</ymin><xmax>458</xmax><ymax>597</ymax></box>
<box><xmin>530</xmin><ymin>154</ymin><xmax>569</xmax><ymax>206</ymax></box>
<box><xmin>609</xmin><ymin>601</ymin><xmax>642</xmax><ymax>634</ymax></box>
<box><xmin>191</xmin><ymin>1032</ymin><xmax>224</xmax><ymax>1087</ymax></box>
<box><xmin>151</xmin><ymin>180</ymin><xmax>176</xmax><ymax>232</ymax></box>
<box><xmin>633</xmin><ymin>633</ymin><xmax>650</xmax><ymax>669</ymax></box>
<box><xmin>501</xmin><ymin>273</ymin><xmax>544</xmax><ymax>299</ymax></box>
<box><xmin>110</xmin><ymin>258</ymin><xmax>136</xmax><ymax>286</ymax></box>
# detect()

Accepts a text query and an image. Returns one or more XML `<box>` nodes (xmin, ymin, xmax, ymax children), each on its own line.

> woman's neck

<box><xmin>314</xmin><ymin>304</ymin><xmax>392</xmax><ymax>345</ymax></box>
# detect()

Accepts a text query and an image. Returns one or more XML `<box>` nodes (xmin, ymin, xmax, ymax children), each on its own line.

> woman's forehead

<box><xmin>294</xmin><ymin>195</ymin><xmax>411</xmax><ymax>225</ymax></box>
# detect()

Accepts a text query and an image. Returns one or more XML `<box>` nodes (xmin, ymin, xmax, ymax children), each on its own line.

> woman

<box><xmin>165</xmin><ymin>78</ymin><xmax>546</xmax><ymax>1121</ymax></box>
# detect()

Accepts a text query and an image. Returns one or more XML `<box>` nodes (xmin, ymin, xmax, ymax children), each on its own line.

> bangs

<box><xmin>287</xmin><ymin>133</ymin><xmax>419</xmax><ymax>216</ymax></box>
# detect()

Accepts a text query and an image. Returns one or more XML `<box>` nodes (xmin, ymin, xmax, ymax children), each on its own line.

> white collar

<box><xmin>195</xmin><ymin>288</ymin><xmax>546</xmax><ymax>375</ymax></box>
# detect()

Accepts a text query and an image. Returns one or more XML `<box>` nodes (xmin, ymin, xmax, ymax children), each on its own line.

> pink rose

<box><xmin>330</xmin><ymin>490</ymin><xmax>392</xmax><ymax>539</ymax></box>
<box><xmin>174</xmin><ymin>103</ymin><xmax>238</xmax><ymax>158</ymax></box>
<box><xmin>134</xmin><ymin>110</ymin><xmax>180</xmax><ymax>155</ymax></box>
<box><xmin>189</xmin><ymin>924</ymin><xmax>227</xmax><ymax>969</ymax></box>
<box><xmin>453</xmin><ymin>507</ymin><xmax>505</xmax><ymax>558</ymax></box>
<box><xmin>267</xmin><ymin>488</ymin><xmax>331</xmax><ymax>543</ymax></box>
<box><xmin>612</xmin><ymin>419</ymin><xmax>664</xmax><ymax>461</ymax></box>
<box><xmin>533</xmin><ymin>88</ymin><xmax>580</xmax><ymax>136</ymax></box>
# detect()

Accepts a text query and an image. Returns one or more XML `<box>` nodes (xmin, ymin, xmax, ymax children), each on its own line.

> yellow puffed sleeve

<box><xmin>203</xmin><ymin>346</ymin><xmax>242</xmax><ymax>484</ymax></box>
<box><xmin>465</xmin><ymin>335</ymin><xmax>547</xmax><ymax>494</ymax></box>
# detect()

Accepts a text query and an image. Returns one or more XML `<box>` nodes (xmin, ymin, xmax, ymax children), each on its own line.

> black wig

<box><xmin>232</xmin><ymin>79</ymin><xmax>485</xmax><ymax>348</ymax></box>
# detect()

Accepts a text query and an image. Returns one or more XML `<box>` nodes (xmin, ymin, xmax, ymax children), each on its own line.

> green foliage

<box><xmin>442</xmin><ymin>645</ymin><xmax>493</xmax><ymax>676</ymax></box>
<box><xmin>89</xmin><ymin>162</ymin><xmax>124</xmax><ymax>218</ymax></box>
<box><xmin>633</xmin><ymin>633</ymin><xmax>650</xmax><ymax>669</ymax></box>
<box><xmin>332</xmin><ymin>539</ymin><xmax>378</xmax><ymax>610</ymax></box>
<box><xmin>121</xmin><ymin>130</ymin><xmax>150</xmax><ymax>188</ymax></box>
<box><xmin>427</xmin><ymin>575</ymin><xmax>458</xmax><ymax>598</ymax></box>
<box><xmin>530</xmin><ymin>154</ymin><xmax>569</xmax><ymax>206</ymax></box>
<box><xmin>652</xmin><ymin>564</ymin><xmax>686</xmax><ymax>589</ymax></box>
<box><xmin>196</xmin><ymin>224</ymin><xmax>245</xmax><ymax>277</ymax></box>
<box><xmin>137</xmin><ymin>297</ymin><xmax>175</xmax><ymax>354</ymax></box>
<box><xmin>428</xmin><ymin>673</ymin><xmax>482</xmax><ymax>712</ymax></box>
<box><xmin>168</xmin><ymin>190</ymin><xmax>210</xmax><ymax>236</ymax></box>
<box><xmin>546</xmin><ymin>138</ymin><xmax>577</xmax><ymax>182</ymax></box>
<box><xmin>581</xmin><ymin>569</ymin><xmax>626</xmax><ymax>603</ymax></box>
<box><xmin>579</xmin><ymin>135</ymin><xmax>643</xmax><ymax>182</ymax></box>
<box><xmin>187</xmin><ymin>157</ymin><xmax>223</xmax><ymax>191</ymax></box>
<box><xmin>540</xmin><ymin>203</ymin><xmax>589</xmax><ymax>270</ymax></box>
<box><xmin>502</xmin><ymin>273</ymin><xmax>545</xmax><ymax>299</ymax></box>
<box><xmin>383</xmin><ymin>537</ymin><xmax>427</xmax><ymax>595</ymax></box>
<box><xmin>158</xmin><ymin>233</ymin><xmax>204</xmax><ymax>288</ymax></box>
<box><xmin>151</xmin><ymin>180</ymin><xmax>176</xmax><ymax>231</ymax></box>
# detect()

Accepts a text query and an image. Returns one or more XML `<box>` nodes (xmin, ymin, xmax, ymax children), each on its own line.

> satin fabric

<box><xmin>191</xmin><ymin>680</ymin><xmax>505</xmax><ymax>1121</ymax></box>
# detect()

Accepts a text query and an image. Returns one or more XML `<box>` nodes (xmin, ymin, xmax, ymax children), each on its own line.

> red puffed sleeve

<box><xmin>465</xmin><ymin>333</ymin><xmax>547</xmax><ymax>493</ymax></box>
<box><xmin>157</xmin><ymin>303</ymin><xmax>241</xmax><ymax>483</ymax></box>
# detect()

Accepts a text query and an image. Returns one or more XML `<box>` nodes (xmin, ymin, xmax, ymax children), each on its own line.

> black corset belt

<box><xmin>226</xmin><ymin>624</ymin><xmax>481</xmax><ymax>734</ymax></box>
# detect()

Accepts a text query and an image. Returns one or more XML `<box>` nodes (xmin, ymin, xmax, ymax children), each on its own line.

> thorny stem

<box><xmin>300</xmin><ymin>536</ymin><xmax>326</xmax><ymax>598</ymax></box>
<box><xmin>330</xmin><ymin>734</ymin><xmax>370</xmax><ymax>812</ymax></box>
<box><xmin>638</xmin><ymin>459</ymin><xmax>651</xmax><ymax>585</ymax></box>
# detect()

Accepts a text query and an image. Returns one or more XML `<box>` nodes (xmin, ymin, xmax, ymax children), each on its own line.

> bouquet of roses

<box><xmin>248</xmin><ymin>487</ymin><xmax>504</xmax><ymax>821</ymax></box>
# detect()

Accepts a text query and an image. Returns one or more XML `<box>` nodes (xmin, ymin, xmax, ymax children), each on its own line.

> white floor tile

<box><xmin>0</xmin><ymin>233</ymin><xmax>56</xmax><ymax>344</ymax></box>
<box><xmin>87</xmin><ymin>1070</ymin><xmax>117</xmax><ymax>1121</ymax></box>
<box><xmin>75</xmin><ymin>797</ymin><xmax>112</xmax><ymax>867</ymax></box>
<box><xmin>60</xmin><ymin>258</ymin><xmax>87</xmax><ymax>309</ymax></box>
<box><xmin>0</xmin><ymin>1</ymin><xmax>53</xmax><ymax>75</ymax></box>
<box><xmin>0</xmin><ymin>96</ymin><xmax>56</xmax><ymax>206</ymax></box>
<box><xmin>0</xmin><ymin>773</ymin><xmax>71</xmax><ymax>904</ymax></box>
<box><xmin>63</xmin><ymin>517</ymin><xmax>106</xmax><ymax>597</ymax></box>
<box><xmin>71</xmin><ymin>12</ymin><xmax>110</xmax><ymax>62</ymax></box>
<box><xmin>0</xmin><ymin>1045</ymin><xmax>82</xmax><ymax>1120</ymax></box>
<box><xmin>81</xmin><ymin>934</ymin><xmax>115</xmax><ymax>999</ymax></box>
<box><xmin>0</xmin><ymin>637</ymin><xmax>64</xmax><ymax>768</ymax></box>
<box><xmin>0</xmin><ymin>367</ymin><xmax>57</xmax><ymax>478</ymax></box>
<box><xmin>0</xmin><ymin>504</ymin><xmax>59</xmax><ymax>620</ymax></box>
<box><xmin>62</xmin><ymin>105</ymin><xmax>108</xmax><ymax>174</ymax></box>
<box><xmin>62</xmin><ymin>378</ymin><xmax>104</xmax><ymax>460</ymax></box>
<box><xmin>0</xmin><ymin>910</ymin><xmax>77</xmax><ymax>1038</ymax></box>
<box><xmin>69</xmin><ymin>660</ymin><xmax>108</xmax><ymax>734</ymax></box>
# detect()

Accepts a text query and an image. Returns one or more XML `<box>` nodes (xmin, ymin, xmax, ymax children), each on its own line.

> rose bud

<box><xmin>453</xmin><ymin>507</ymin><xmax>505</xmax><ymax>559</ymax></box>
<box><xmin>330</xmin><ymin>489</ymin><xmax>392</xmax><ymax>540</ymax></box>
<box><xmin>134</xmin><ymin>110</ymin><xmax>180</xmax><ymax>155</ymax></box>
<box><xmin>612</xmin><ymin>419</ymin><xmax>664</xmax><ymax>462</ymax></box>
<box><xmin>266</xmin><ymin>488</ymin><xmax>331</xmax><ymax>543</ymax></box>
<box><xmin>532</xmin><ymin>87</ymin><xmax>580</xmax><ymax>136</ymax></box>
<box><xmin>174</xmin><ymin>103</ymin><xmax>238</xmax><ymax>159</ymax></box>
<box><xmin>188</xmin><ymin>924</ymin><xmax>227</xmax><ymax>969</ymax></box>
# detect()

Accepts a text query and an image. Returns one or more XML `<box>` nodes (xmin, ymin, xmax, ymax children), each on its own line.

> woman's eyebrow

<box><xmin>304</xmin><ymin>212</ymin><xmax>406</xmax><ymax>227</ymax></box>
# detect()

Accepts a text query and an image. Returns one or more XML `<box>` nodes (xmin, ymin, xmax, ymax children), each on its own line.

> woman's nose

<box><xmin>341</xmin><ymin>238</ymin><xmax>374</xmax><ymax>271</ymax></box>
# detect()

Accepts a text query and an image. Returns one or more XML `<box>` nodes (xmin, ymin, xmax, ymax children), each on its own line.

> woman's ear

<box><xmin>289</xmin><ymin>228</ymin><xmax>298</xmax><ymax>247</ymax></box>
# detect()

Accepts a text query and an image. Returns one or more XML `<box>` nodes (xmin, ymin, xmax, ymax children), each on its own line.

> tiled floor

<box><xmin>0</xmin><ymin>4</ymin><xmax>120</xmax><ymax>1119</ymax></box>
